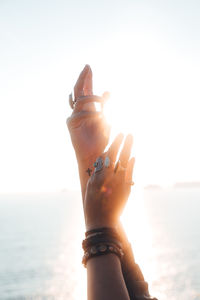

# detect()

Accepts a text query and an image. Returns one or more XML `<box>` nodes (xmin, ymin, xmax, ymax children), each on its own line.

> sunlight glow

<box><xmin>92</xmin><ymin>31</ymin><xmax>200</xmax><ymax>187</ymax></box>
<box><xmin>1</xmin><ymin>3</ymin><xmax>200</xmax><ymax>192</ymax></box>
<box><xmin>1</xmin><ymin>1</ymin><xmax>200</xmax><ymax>299</ymax></box>
<box><xmin>122</xmin><ymin>188</ymin><xmax>156</xmax><ymax>280</ymax></box>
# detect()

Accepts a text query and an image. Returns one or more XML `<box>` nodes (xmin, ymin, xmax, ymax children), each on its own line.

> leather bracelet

<box><xmin>82</xmin><ymin>242</ymin><xmax>124</xmax><ymax>267</ymax></box>
<box><xmin>86</xmin><ymin>231</ymin><xmax>121</xmax><ymax>241</ymax></box>
<box><xmin>85</xmin><ymin>227</ymin><xmax>120</xmax><ymax>239</ymax></box>
<box><xmin>82</xmin><ymin>234</ymin><xmax>123</xmax><ymax>251</ymax></box>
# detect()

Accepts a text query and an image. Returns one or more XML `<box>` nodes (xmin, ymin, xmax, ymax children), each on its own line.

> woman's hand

<box><xmin>84</xmin><ymin>134</ymin><xmax>135</xmax><ymax>231</ymax></box>
<box><xmin>67</xmin><ymin>65</ymin><xmax>110</xmax><ymax>165</ymax></box>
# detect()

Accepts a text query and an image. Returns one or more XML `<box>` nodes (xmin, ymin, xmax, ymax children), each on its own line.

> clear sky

<box><xmin>0</xmin><ymin>0</ymin><xmax>200</xmax><ymax>193</ymax></box>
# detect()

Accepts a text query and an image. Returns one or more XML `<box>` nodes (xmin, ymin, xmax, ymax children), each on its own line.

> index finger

<box><xmin>84</xmin><ymin>66</ymin><xmax>93</xmax><ymax>95</ymax></box>
<box><xmin>74</xmin><ymin>65</ymin><xmax>90</xmax><ymax>98</ymax></box>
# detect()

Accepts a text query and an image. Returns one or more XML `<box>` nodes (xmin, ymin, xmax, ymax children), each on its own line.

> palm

<box><xmin>68</xmin><ymin>112</ymin><xmax>109</xmax><ymax>164</ymax></box>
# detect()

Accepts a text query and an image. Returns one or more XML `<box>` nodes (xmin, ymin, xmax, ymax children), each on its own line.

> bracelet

<box><xmin>85</xmin><ymin>227</ymin><xmax>122</xmax><ymax>245</ymax></box>
<box><xmin>82</xmin><ymin>242</ymin><xmax>124</xmax><ymax>267</ymax></box>
<box><xmin>82</xmin><ymin>227</ymin><xmax>124</xmax><ymax>267</ymax></box>
<box><xmin>85</xmin><ymin>227</ymin><xmax>120</xmax><ymax>238</ymax></box>
<box><xmin>82</xmin><ymin>234</ymin><xmax>123</xmax><ymax>251</ymax></box>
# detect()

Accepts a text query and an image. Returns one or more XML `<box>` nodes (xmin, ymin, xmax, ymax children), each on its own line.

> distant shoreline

<box><xmin>144</xmin><ymin>184</ymin><xmax>162</xmax><ymax>190</ymax></box>
<box><xmin>173</xmin><ymin>182</ymin><xmax>200</xmax><ymax>188</ymax></box>
<box><xmin>144</xmin><ymin>182</ymin><xmax>200</xmax><ymax>189</ymax></box>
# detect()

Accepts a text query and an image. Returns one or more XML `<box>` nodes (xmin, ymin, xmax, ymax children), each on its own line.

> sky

<box><xmin>0</xmin><ymin>0</ymin><xmax>200</xmax><ymax>193</ymax></box>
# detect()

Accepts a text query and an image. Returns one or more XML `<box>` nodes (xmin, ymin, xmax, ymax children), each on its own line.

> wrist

<box><xmin>77</xmin><ymin>154</ymin><xmax>97</xmax><ymax>169</ymax></box>
<box><xmin>77</xmin><ymin>157</ymin><xmax>96</xmax><ymax>199</ymax></box>
<box><xmin>85</xmin><ymin>221</ymin><xmax>117</xmax><ymax>232</ymax></box>
<box><xmin>78</xmin><ymin>157</ymin><xmax>95</xmax><ymax>183</ymax></box>
<box><xmin>86</xmin><ymin>251</ymin><xmax>121</xmax><ymax>267</ymax></box>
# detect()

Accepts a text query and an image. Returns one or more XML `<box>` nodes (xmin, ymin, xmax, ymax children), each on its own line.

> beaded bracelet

<box><xmin>82</xmin><ymin>242</ymin><xmax>124</xmax><ymax>267</ymax></box>
<box><xmin>82</xmin><ymin>227</ymin><xmax>124</xmax><ymax>267</ymax></box>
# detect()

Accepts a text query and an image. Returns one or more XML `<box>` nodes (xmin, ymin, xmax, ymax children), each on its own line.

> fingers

<box><xmin>107</xmin><ymin>133</ymin><xmax>124</xmax><ymax>163</ymax></box>
<box><xmin>119</xmin><ymin>134</ymin><xmax>133</xmax><ymax>168</ymax></box>
<box><xmin>84</xmin><ymin>66</ymin><xmax>93</xmax><ymax>95</ymax></box>
<box><xmin>79</xmin><ymin>66</ymin><xmax>95</xmax><ymax>111</ymax></box>
<box><xmin>125</xmin><ymin>157</ymin><xmax>135</xmax><ymax>183</ymax></box>
<box><xmin>72</xmin><ymin>66</ymin><xmax>109</xmax><ymax>113</ymax></box>
<box><xmin>74</xmin><ymin>65</ymin><xmax>90</xmax><ymax>98</ymax></box>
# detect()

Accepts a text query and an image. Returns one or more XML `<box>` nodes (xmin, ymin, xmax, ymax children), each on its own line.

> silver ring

<box><xmin>104</xmin><ymin>156</ymin><xmax>111</xmax><ymax>168</ymax></box>
<box><xmin>94</xmin><ymin>157</ymin><xmax>104</xmax><ymax>173</ymax></box>
<box><xmin>69</xmin><ymin>91</ymin><xmax>88</xmax><ymax>109</ymax></box>
<box><xmin>69</xmin><ymin>93</ymin><xmax>76</xmax><ymax>109</ymax></box>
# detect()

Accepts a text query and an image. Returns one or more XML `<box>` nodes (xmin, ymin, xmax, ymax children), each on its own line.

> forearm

<box><xmin>78</xmin><ymin>163</ymin><xmax>90</xmax><ymax>200</ymax></box>
<box><xmin>75</xmin><ymin>143</ymin><xmax>155</xmax><ymax>299</ymax></box>
<box><xmin>87</xmin><ymin>253</ymin><xmax>130</xmax><ymax>300</ymax></box>
<box><xmin>77</xmin><ymin>156</ymin><xmax>96</xmax><ymax>200</ymax></box>
<box><xmin>78</xmin><ymin>162</ymin><xmax>150</xmax><ymax>298</ymax></box>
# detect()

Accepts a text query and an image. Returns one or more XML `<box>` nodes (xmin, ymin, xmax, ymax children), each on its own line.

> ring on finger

<box><xmin>69</xmin><ymin>93</ymin><xmax>76</xmax><ymax>109</ymax></box>
<box><xmin>69</xmin><ymin>90</ymin><xmax>85</xmax><ymax>109</ymax></box>
<box><xmin>94</xmin><ymin>157</ymin><xmax>104</xmax><ymax>173</ymax></box>
<box><xmin>104</xmin><ymin>156</ymin><xmax>111</xmax><ymax>168</ymax></box>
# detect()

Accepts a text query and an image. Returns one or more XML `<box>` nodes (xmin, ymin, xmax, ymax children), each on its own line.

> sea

<box><xmin>0</xmin><ymin>188</ymin><xmax>200</xmax><ymax>300</ymax></box>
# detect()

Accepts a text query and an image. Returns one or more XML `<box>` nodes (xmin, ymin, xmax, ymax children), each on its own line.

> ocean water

<box><xmin>0</xmin><ymin>188</ymin><xmax>200</xmax><ymax>300</ymax></box>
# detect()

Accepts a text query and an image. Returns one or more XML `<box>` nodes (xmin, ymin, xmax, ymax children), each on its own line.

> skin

<box><xmin>67</xmin><ymin>65</ymin><xmax>135</xmax><ymax>300</ymax></box>
<box><xmin>67</xmin><ymin>65</ymin><xmax>156</xmax><ymax>300</ymax></box>
<box><xmin>84</xmin><ymin>134</ymin><xmax>134</xmax><ymax>230</ymax></box>
<box><xmin>67</xmin><ymin>65</ymin><xmax>110</xmax><ymax>198</ymax></box>
<box><xmin>67</xmin><ymin>65</ymin><xmax>134</xmax><ymax>233</ymax></box>
<box><xmin>84</xmin><ymin>134</ymin><xmax>134</xmax><ymax>300</ymax></box>
<box><xmin>87</xmin><ymin>254</ymin><xmax>130</xmax><ymax>300</ymax></box>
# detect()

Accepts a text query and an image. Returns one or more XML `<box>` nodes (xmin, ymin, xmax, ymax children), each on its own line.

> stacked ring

<box><xmin>69</xmin><ymin>91</ymin><xmax>85</xmax><ymax>109</ymax></box>
<box><xmin>69</xmin><ymin>93</ymin><xmax>76</xmax><ymax>109</ymax></box>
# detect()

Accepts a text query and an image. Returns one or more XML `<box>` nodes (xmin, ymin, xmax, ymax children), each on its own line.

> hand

<box><xmin>84</xmin><ymin>134</ymin><xmax>135</xmax><ymax>231</ymax></box>
<box><xmin>67</xmin><ymin>65</ymin><xmax>110</xmax><ymax>165</ymax></box>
